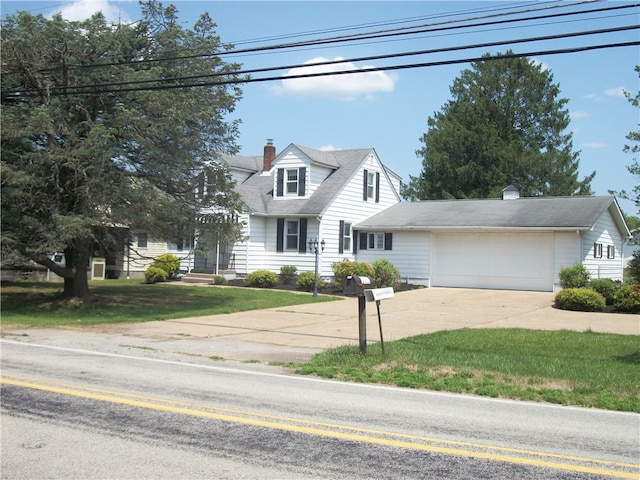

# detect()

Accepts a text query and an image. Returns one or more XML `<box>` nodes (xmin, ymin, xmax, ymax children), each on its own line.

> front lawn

<box><xmin>295</xmin><ymin>329</ymin><xmax>640</xmax><ymax>412</ymax></box>
<box><xmin>0</xmin><ymin>280</ymin><xmax>338</xmax><ymax>327</ymax></box>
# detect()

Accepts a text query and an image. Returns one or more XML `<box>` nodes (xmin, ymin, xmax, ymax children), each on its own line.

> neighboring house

<box><xmin>355</xmin><ymin>188</ymin><xmax>630</xmax><ymax>291</ymax></box>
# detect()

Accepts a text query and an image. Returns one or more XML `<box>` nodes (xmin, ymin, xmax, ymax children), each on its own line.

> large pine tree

<box><xmin>402</xmin><ymin>51</ymin><xmax>594</xmax><ymax>200</ymax></box>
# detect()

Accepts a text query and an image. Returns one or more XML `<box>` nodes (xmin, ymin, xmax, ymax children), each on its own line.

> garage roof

<box><xmin>354</xmin><ymin>195</ymin><xmax>629</xmax><ymax>233</ymax></box>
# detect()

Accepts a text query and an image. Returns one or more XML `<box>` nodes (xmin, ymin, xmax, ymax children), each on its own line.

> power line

<box><xmin>29</xmin><ymin>1</ymin><xmax>635</xmax><ymax>73</ymax></box>
<box><xmin>11</xmin><ymin>24</ymin><xmax>637</xmax><ymax>97</ymax></box>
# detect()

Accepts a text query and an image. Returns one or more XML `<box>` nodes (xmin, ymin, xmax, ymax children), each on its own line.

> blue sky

<box><xmin>3</xmin><ymin>1</ymin><xmax>639</xmax><ymax>214</ymax></box>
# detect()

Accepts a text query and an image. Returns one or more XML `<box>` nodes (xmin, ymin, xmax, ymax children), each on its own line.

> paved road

<box><xmin>2</xmin><ymin>340</ymin><xmax>638</xmax><ymax>479</ymax></box>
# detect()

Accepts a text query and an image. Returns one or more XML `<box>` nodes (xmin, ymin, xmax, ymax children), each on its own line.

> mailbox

<box><xmin>343</xmin><ymin>275</ymin><xmax>374</xmax><ymax>296</ymax></box>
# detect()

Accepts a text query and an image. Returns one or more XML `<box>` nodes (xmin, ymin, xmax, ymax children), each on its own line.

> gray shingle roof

<box><xmin>354</xmin><ymin>196</ymin><xmax>620</xmax><ymax>231</ymax></box>
<box><xmin>233</xmin><ymin>144</ymin><xmax>374</xmax><ymax>216</ymax></box>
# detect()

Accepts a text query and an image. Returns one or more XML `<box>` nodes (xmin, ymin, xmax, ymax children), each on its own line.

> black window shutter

<box><xmin>363</xmin><ymin>169</ymin><xmax>368</xmax><ymax>201</ymax></box>
<box><xmin>299</xmin><ymin>218</ymin><xmax>307</xmax><ymax>253</ymax></box>
<box><xmin>276</xmin><ymin>169</ymin><xmax>284</xmax><ymax>197</ymax></box>
<box><xmin>384</xmin><ymin>232</ymin><xmax>393</xmax><ymax>250</ymax></box>
<box><xmin>338</xmin><ymin>220</ymin><xmax>344</xmax><ymax>254</ymax></box>
<box><xmin>353</xmin><ymin>230</ymin><xmax>358</xmax><ymax>253</ymax></box>
<box><xmin>276</xmin><ymin>218</ymin><xmax>284</xmax><ymax>252</ymax></box>
<box><xmin>299</xmin><ymin>167</ymin><xmax>306</xmax><ymax>197</ymax></box>
<box><xmin>359</xmin><ymin>232</ymin><xmax>368</xmax><ymax>250</ymax></box>
<box><xmin>375</xmin><ymin>172</ymin><xmax>380</xmax><ymax>203</ymax></box>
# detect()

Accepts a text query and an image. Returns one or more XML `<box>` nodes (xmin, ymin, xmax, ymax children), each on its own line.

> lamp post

<box><xmin>308</xmin><ymin>238</ymin><xmax>325</xmax><ymax>297</ymax></box>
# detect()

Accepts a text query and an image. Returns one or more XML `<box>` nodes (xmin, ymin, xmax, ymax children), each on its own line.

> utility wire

<box><xmin>30</xmin><ymin>1</ymin><xmax>634</xmax><ymax>73</ymax></box>
<box><xmin>13</xmin><ymin>24</ymin><xmax>638</xmax><ymax>97</ymax></box>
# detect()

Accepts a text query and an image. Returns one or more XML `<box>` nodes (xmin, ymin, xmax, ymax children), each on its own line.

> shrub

<box><xmin>244</xmin><ymin>269</ymin><xmax>279</xmax><ymax>288</ymax></box>
<box><xmin>280</xmin><ymin>265</ymin><xmax>298</xmax><ymax>285</ymax></box>
<box><xmin>372</xmin><ymin>259</ymin><xmax>400</xmax><ymax>289</ymax></box>
<box><xmin>296</xmin><ymin>271</ymin><xmax>325</xmax><ymax>292</ymax></box>
<box><xmin>588</xmin><ymin>278</ymin><xmax>618</xmax><ymax>305</ymax></box>
<box><xmin>151</xmin><ymin>253</ymin><xmax>180</xmax><ymax>279</ymax></box>
<box><xmin>613</xmin><ymin>284</ymin><xmax>640</xmax><ymax>313</ymax></box>
<box><xmin>558</xmin><ymin>264</ymin><xmax>590</xmax><ymax>289</ymax></box>
<box><xmin>332</xmin><ymin>260</ymin><xmax>374</xmax><ymax>286</ymax></box>
<box><xmin>212</xmin><ymin>275</ymin><xmax>228</xmax><ymax>285</ymax></box>
<box><xmin>555</xmin><ymin>288</ymin><xmax>605</xmax><ymax>312</ymax></box>
<box><xmin>144</xmin><ymin>265</ymin><xmax>168</xmax><ymax>284</ymax></box>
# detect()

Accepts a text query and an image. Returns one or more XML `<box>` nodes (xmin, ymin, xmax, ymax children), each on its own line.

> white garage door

<box><xmin>431</xmin><ymin>233</ymin><xmax>553</xmax><ymax>291</ymax></box>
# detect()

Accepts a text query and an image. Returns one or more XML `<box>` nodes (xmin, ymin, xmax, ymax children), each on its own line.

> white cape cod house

<box><xmin>128</xmin><ymin>141</ymin><xmax>630</xmax><ymax>292</ymax></box>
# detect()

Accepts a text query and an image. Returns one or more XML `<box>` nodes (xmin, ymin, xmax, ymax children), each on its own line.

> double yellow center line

<box><xmin>2</xmin><ymin>373</ymin><xmax>638</xmax><ymax>479</ymax></box>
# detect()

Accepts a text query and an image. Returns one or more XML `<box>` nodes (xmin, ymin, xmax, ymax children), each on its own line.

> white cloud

<box><xmin>272</xmin><ymin>57</ymin><xmax>397</xmax><ymax>101</ymax></box>
<box><xmin>570</xmin><ymin>111</ymin><xmax>590</xmax><ymax>120</ymax></box>
<box><xmin>582</xmin><ymin>141</ymin><xmax>608</xmax><ymax>149</ymax></box>
<box><xmin>604</xmin><ymin>86</ymin><xmax>626</xmax><ymax>98</ymax></box>
<box><xmin>319</xmin><ymin>145</ymin><xmax>339</xmax><ymax>151</ymax></box>
<box><xmin>531</xmin><ymin>58</ymin><xmax>549</xmax><ymax>71</ymax></box>
<box><xmin>51</xmin><ymin>0</ymin><xmax>130</xmax><ymax>23</ymax></box>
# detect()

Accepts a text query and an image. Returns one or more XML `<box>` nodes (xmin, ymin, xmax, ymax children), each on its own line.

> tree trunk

<box><xmin>62</xmin><ymin>244</ymin><xmax>91</xmax><ymax>299</ymax></box>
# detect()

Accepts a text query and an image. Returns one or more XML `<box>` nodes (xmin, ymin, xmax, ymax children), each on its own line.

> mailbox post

<box><xmin>343</xmin><ymin>275</ymin><xmax>373</xmax><ymax>354</ymax></box>
<box><xmin>364</xmin><ymin>287</ymin><xmax>394</xmax><ymax>354</ymax></box>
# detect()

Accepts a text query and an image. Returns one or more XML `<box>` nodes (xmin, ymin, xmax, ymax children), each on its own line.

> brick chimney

<box><xmin>263</xmin><ymin>139</ymin><xmax>276</xmax><ymax>172</ymax></box>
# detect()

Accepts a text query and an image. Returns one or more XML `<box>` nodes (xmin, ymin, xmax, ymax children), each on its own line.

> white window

<box><xmin>367</xmin><ymin>171</ymin><xmax>375</xmax><ymax>199</ymax></box>
<box><xmin>594</xmin><ymin>243</ymin><xmax>603</xmax><ymax>258</ymax></box>
<box><xmin>343</xmin><ymin>222</ymin><xmax>352</xmax><ymax>252</ymax></box>
<box><xmin>607</xmin><ymin>245</ymin><xmax>615</xmax><ymax>259</ymax></box>
<box><xmin>368</xmin><ymin>232</ymin><xmax>385</xmax><ymax>250</ymax></box>
<box><xmin>286</xmin><ymin>169</ymin><xmax>299</xmax><ymax>195</ymax></box>
<box><xmin>286</xmin><ymin>220</ymin><xmax>299</xmax><ymax>250</ymax></box>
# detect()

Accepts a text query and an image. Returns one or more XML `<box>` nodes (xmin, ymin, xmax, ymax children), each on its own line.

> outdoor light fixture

<box><xmin>308</xmin><ymin>238</ymin><xmax>325</xmax><ymax>297</ymax></box>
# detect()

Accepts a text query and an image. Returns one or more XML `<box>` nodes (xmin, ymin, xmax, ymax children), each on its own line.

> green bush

<box><xmin>280</xmin><ymin>265</ymin><xmax>298</xmax><ymax>285</ymax></box>
<box><xmin>296</xmin><ymin>271</ymin><xmax>325</xmax><ymax>292</ymax></box>
<box><xmin>332</xmin><ymin>260</ymin><xmax>374</xmax><ymax>286</ymax></box>
<box><xmin>588</xmin><ymin>278</ymin><xmax>618</xmax><ymax>305</ymax></box>
<box><xmin>613</xmin><ymin>284</ymin><xmax>640</xmax><ymax>313</ymax></box>
<box><xmin>244</xmin><ymin>269</ymin><xmax>279</xmax><ymax>288</ymax></box>
<box><xmin>555</xmin><ymin>288</ymin><xmax>605</xmax><ymax>312</ymax></box>
<box><xmin>212</xmin><ymin>275</ymin><xmax>228</xmax><ymax>285</ymax></box>
<box><xmin>144</xmin><ymin>265</ymin><xmax>168</xmax><ymax>284</ymax></box>
<box><xmin>151</xmin><ymin>253</ymin><xmax>180</xmax><ymax>278</ymax></box>
<box><xmin>558</xmin><ymin>264</ymin><xmax>590</xmax><ymax>289</ymax></box>
<box><xmin>372</xmin><ymin>259</ymin><xmax>400</xmax><ymax>289</ymax></box>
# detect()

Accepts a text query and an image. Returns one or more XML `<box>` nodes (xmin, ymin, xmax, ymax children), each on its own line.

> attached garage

<box><xmin>431</xmin><ymin>232</ymin><xmax>554</xmax><ymax>291</ymax></box>
<box><xmin>353</xmin><ymin>192</ymin><xmax>630</xmax><ymax>292</ymax></box>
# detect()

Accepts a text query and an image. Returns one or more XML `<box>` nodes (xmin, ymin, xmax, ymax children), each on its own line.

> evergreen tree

<box><xmin>402</xmin><ymin>51</ymin><xmax>594</xmax><ymax>200</ymax></box>
<box><xmin>1</xmin><ymin>2</ymin><xmax>245</xmax><ymax>298</ymax></box>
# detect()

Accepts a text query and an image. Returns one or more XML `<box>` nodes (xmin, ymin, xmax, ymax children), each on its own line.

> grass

<box><xmin>295</xmin><ymin>329</ymin><xmax>640</xmax><ymax>412</ymax></box>
<box><xmin>0</xmin><ymin>279</ymin><xmax>338</xmax><ymax>327</ymax></box>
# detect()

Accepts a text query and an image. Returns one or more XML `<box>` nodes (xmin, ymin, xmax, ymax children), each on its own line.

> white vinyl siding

<box><xmin>582</xmin><ymin>209</ymin><xmax>625</xmax><ymax>281</ymax></box>
<box><xmin>357</xmin><ymin>231</ymin><xmax>431</xmax><ymax>286</ymax></box>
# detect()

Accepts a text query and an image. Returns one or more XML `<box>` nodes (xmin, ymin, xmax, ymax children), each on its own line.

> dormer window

<box><xmin>286</xmin><ymin>169</ymin><xmax>299</xmax><ymax>195</ymax></box>
<box><xmin>276</xmin><ymin>167</ymin><xmax>306</xmax><ymax>197</ymax></box>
